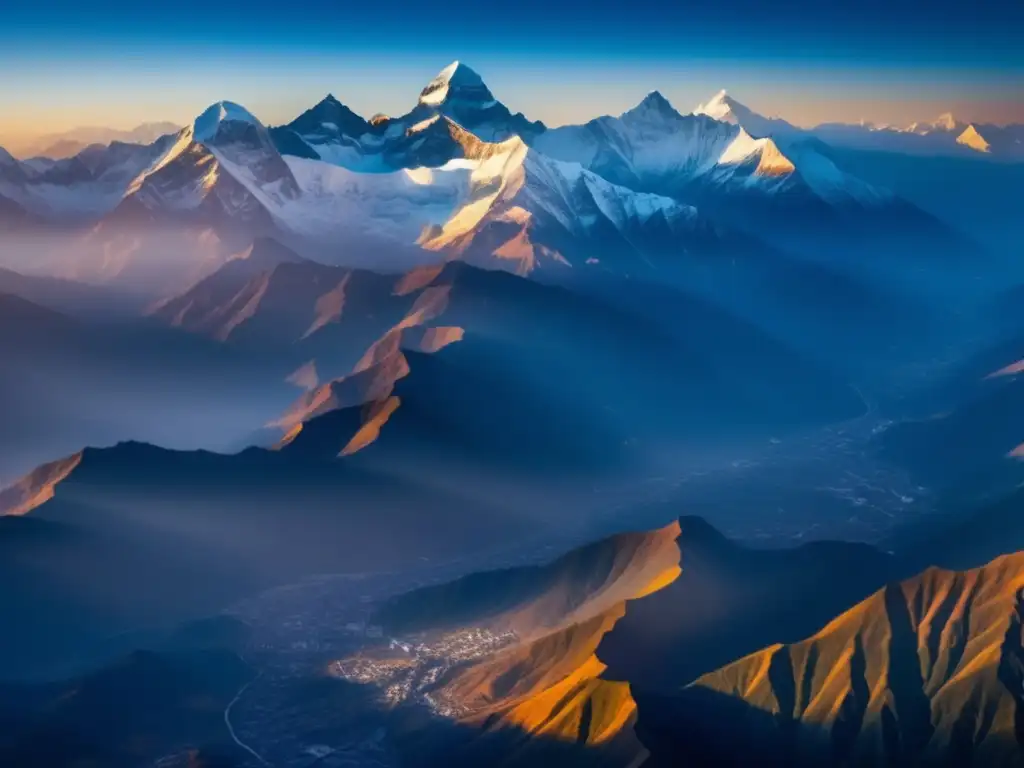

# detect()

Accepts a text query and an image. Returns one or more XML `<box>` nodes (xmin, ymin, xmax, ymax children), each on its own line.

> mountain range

<box><xmin>348</xmin><ymin>482</ymin><xmax>1024</xmax><ymax>768</ymax></box>
<box><xmin>692</xmin><ymin>90</ymin><xmax>1024</xmax><ymax>160</ymax></box>
<box><xmin>2</xmin><ymin>59</ymin><xmax>1024</xmax><ymax>768</ymax></box>
<box><xmin>0</xmin><ymin>62</ymin><xmax>995</xmax><ymax>398</ymax></box>
<box><xmin>0</xmin><ymin>63</ymin><xmax>1008</xmax><ymax>267</ymax></box>
<box><xmin>6</xmin><ymin>493</ymin><xmax>1024</xmax><ymax>767</ymax></box>
<box><xmin>0</xmin><ymin>238</ymin><xmax>871</xmax><ymax>677</ymax></box>
<box><xmin>641</xmin><ymin>550</ymin><xmax>1024</xmax><ymax>767</ymax></box>
<box><xmin>6</xmin><ymin>121</ymin><xmax>182</xmax><ymax>161</ymax></box>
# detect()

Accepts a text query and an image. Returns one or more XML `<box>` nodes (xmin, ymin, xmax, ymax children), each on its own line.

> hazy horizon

<box><xmin>3</xmin><ymin>0</ymin><xmax>1023</xmax><ymax>151</ymax></box>
<box><xmin>2</xmin><ymin>59</ymin><xmax>1022</xmax><ymax>153</ymax></box>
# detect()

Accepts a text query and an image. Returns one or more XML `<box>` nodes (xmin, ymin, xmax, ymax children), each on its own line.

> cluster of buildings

<box><xmin>329</xmin><ymin>627</ymin><xmax>520</xmax><ymax>717</ymax></box>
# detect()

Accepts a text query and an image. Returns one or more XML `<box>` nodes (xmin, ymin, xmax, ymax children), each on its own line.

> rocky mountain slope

<box><xmin>648</xmin><ymin>552</ymin><xmax>1024</xmax><ymax>767</ymax></box>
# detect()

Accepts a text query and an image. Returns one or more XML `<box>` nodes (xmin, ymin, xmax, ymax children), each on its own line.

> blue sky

<box><xmin>2</xmin><ymin>0</ymin><xmax>1022</xmax><ymax>147</ymax></box>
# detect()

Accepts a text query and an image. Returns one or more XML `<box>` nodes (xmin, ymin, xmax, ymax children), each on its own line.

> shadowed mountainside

<box><xmin>599</xmin><ymin>516</ymin><xmax>902</xmax><ymax>693</ymax></box>
<box><xmin>886</xmin><ymin>482</ymin><xmax>1024</xmax><ymax>575</ymax></box>
<box><xmin>154</xmin><ymin>247</ymin><xmax>866</xmax><ymax>448</ymax></box>
<box><xmin>0</xmin><ymin>290</ymin><xmax>302</xmax><ymax>481</ymax></box>
<box><xmin>0</xmin><ymin>648</ymin><xmax>251</xmax><ymax>768</ymax></box>
<box><xmin>0</xmin><ymin>409</ymin><xmax>535</xmax><ymax>680</ymax></box>
<box><xmin>879</xmin><ymin>362</ymin><xmax>1024</xmax><ymax>498</ymax></box>
<box><xmin>0</xmin><ymin>267</ymin><xmax>144</xmax><ymax>318</ymax></box>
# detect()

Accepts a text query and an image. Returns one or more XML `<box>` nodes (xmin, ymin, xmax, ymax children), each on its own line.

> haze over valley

<box><xmin>3</xmin><ymin>22</ymin><xmax>1024</xmax><ymax>767</ymax></box>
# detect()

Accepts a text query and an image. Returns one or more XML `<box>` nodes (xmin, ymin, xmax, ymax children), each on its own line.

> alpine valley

<box><xmin>2</xmin><ymin>59</ymin><xmax>1024</xmax><ymax>768</ymax></box>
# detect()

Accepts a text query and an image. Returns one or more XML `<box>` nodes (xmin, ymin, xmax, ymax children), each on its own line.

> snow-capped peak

<box><xmin>718</xmin><ymin>129</ymin><xmax>796</xmax><ymax>178</ymax></box>
<box><xmin>694</xmin><ymin>90</ymin><xmax>797</xmax><ymax>138</ymax></box>
<box><xmin>905</xmin><ymin>112</ymin><xmax>964</xmax><ymax>135</ymax></box>
<box><xmin>934</xmin><ymin>112</ymin><xmax>959</xmax><ymax>132</ymax></box>
<box><xmin>420</xmin><ymin>136</ymin><xmax>700</xmax><ymax>276</ymax></box>
<box><xmin>193</xmin><ymin>101</ymin><xmax>262</xmax><ymax>143</ymax></box>
<box><xmin>419</xmin><ymin>61</ymin><xmax>487</xmax><ymax>106</ymax></box>
<box><xmin>0</xmin><ymin>146</ymin><xmax>17</xmax><ymax>166</ymax></box>
<box><xmin>623</xmin><ymin>90</ymin><xmax>683</xmax><ymax>122</ymax></box>
<box><xmin>957</xmin><ymin>124</ymin><xmax>992</xmax><ymax>153</ymax></box>
<box><xmin>695</xmin><ymin>89</ymin><xmax>735</xmax><ymax>122</ymax></box>
<box><xmin>411</xmin><ymin>60</ymin><xmax>543</xmax><ymax>142</ymax></box>
<box><xmin>119</xmin><ymin>100</ymin><xmax>302</xmax><ymax>214</ymax></box>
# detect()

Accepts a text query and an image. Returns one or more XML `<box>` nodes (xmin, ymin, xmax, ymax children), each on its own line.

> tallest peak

<box><xmin>695</xmin><ymin>89</ymin><xmax>743</xmax><ymax>123</ymax></box>
<box><xmin>436</xmin><ymin>60</ymin><xmax>481</xmax><ymax>81</ymax></box>
<box><xmin>413</xmin><ymin>59</ymin><xmax>545</xmax><ymax>142</ymax></box>
<box><xmin>419</xmin><ymin>61</ymin><xmax>487</xmax><ymax>106</ymax></box>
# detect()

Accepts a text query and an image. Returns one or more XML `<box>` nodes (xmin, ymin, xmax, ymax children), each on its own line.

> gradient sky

<box><xmin>2</xmin><ymin>0</ymin><xmax>1023</xmax><ymax>150</ymax></box>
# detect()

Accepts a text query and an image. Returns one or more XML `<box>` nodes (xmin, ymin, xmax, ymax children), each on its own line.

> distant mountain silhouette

<box><xmin>886</xmin><ymin>481</ymin><xmax>1024</xmax><ymax>574</ymax></box>
<box><xmin>0</xmin><ymin>267</ymin><xmax>143</xmax><ymax>318</ymax></box>
<box><xmin>880</xmin><ymin>356</ymin><xmax>1024</xmax><ymax>496</ymax></box>
<box><xmin>0</xmin><ymin>290</ymin><xmax>301</xmax><ymax>481</ymax></box>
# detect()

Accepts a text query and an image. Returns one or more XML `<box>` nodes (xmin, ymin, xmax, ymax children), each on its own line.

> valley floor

<box><xmin>212</xmin><ymin>402</ymin><xmax>927</xmax><ymax>767</ymax></box>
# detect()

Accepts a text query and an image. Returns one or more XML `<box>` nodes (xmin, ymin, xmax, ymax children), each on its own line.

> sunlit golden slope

<box><xmin>956</xmin><ymin>125</ymin><xmax>993</xmax><ymax>154</ymax></box>
<box><xmin>377</xmin><ymin>521</ymin><xmax>682</xmax><ymax>767</ymax></box>
<box><xmin>0</xmin><ymin>452</ymin><xmax>82</xmax><ymax>516</ymax></box>
<box><xmin>672</xmin><ymin>552</ymin><xmax>1024</xmax><ymax>767</ymax></box>
<box><xmin>457</xmin><ymin>612</ymin><xmax>650</xmax><ymax>768</ymax></box>
<box><xmin>253</xmin><ymin>262</ymin><xmax>464</xmax><ymax>450</ymax></box>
